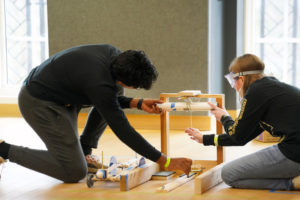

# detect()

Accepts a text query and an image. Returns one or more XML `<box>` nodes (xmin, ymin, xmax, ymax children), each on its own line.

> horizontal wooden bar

<box><xmin>160</xmin><ymin>93</ymin><xmax>224</xmax><ymax>99</ymax></box>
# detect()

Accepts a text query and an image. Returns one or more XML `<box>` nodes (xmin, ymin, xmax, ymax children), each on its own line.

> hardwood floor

<box><xmin>0</xmin><ymin>117</ymin><xmax>299</xmax><ymax>200</ymax></box>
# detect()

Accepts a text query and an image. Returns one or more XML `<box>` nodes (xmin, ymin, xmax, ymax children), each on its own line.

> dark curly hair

<box><xmin>111</xmin><ymin>50</ymin><xmax>158</xmax><ymax>90</ymax></box>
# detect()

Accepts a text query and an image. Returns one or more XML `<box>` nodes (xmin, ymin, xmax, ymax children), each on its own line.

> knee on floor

<box><xmin>63</xmin><ymin>164</ymin><xmax>88</xmax><ymax>183</ymax></box>
<box><xmin>221</xmin><ymin>164</ymin><xmax>236</xmax><ymax>186</ymax></box>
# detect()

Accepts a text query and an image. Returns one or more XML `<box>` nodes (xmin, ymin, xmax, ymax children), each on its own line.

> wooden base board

<box><xmin>120</xmin><ymin>163</ymin><xmax>159</xmax><ymax>191</ymax></box>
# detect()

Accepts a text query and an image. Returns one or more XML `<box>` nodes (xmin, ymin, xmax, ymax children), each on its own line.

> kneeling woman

<box><xmin>185</xmin><ymin>54</ymin><xmax>300</xmax><ymax>190</ymax></box>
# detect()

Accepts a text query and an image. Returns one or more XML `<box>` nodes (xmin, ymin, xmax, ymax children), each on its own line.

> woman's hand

<box><xmin>208</xmin><ymin>102</ymin><xmax>229</xmax><ymax>122</ymax></box>
<box><xmin>185</xmin><ymin>128</ymin><xmax>203</xmax><ymax>143</ymax></box>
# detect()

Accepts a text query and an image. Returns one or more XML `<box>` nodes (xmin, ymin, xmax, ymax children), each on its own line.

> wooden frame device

<box><xmin>160</xmin><ymin>92</ymin><xmax>225</xmax><ymax>194</ymax></box>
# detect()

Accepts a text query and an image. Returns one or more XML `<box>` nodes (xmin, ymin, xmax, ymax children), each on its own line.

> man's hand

<box><xmin>167</xmin><ymin>157</ymin><xmax>192</xmax><ymax>175</ymax></box>
<box><xmin>185</xmin><ymin>128</ymin><xmax>203</xmax><ymax>143</ymax></box>
<box><xmin>156</xmin><ymin>155</ymin><xmax>192</xmax><ymax>175</ymax></box>
<box><xmin>208</xmin><ymin>102</ymin><xmax>229</xmax><ymax>122</ymax></box>
<box><xmin>141</xmin><ymin>99</ymin><xmax>163</xmax><ymax>114</ymax></box>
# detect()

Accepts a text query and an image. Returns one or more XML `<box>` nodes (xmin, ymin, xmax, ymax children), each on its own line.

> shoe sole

<box><xmin>293</xmin><ymin>175</ymin><xmax>300</xmax><ymax>190</ymax></box>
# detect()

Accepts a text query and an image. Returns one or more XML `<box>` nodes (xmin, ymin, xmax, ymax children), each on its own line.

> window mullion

<box><xmin>282</xmin><ymin>0</ymin><xmax>289</xmax><ymax>84</ymax></box>
<box><xmin>0</xmin><ymin>0</ymin><xmax>7</xmax><ymax>89</ymax></box>
<box><xmin>0</xmin><ymin>0</ymin><xmax>48</xmax><ymax>102</ymax></box>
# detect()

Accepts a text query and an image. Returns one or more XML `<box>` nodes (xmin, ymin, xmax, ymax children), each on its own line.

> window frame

<box><xmin>244</xmin><ymin>0</ymin><xmax>300</xmax><ymax>87</ymax></box>
<box><xmin>0</xmin><ymin>0</ymin><xmax>18</xmax><ymax>103</ymax></box>
<box><xmin>0</xmin><ymin>0</ymin><xmax>49</xmax><ymax>103</ymax></box>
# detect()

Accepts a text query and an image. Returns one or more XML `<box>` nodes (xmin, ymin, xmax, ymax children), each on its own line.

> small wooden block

<box><xmin>194</xmin><ymin>163</ymin><xmax>224</xmax><ymax>194</ymax></box>
<box><xmin>178</xmin><ymin>90</ymin><xmax>201</xmax><ymax>97</ymax></box>
<box><xmin>151</xmin><ymin>171</ymin><xmax>176</xmax><ymax>180</ymax></box>
<box><xmin>120</xmin><ymin>163</ymin><xmax>159</xmax><ymax>191</ymax></box>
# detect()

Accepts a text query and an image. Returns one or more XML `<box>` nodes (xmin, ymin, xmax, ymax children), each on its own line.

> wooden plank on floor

<box><xmin>157</xmin><ymin>172</ymin><xmax>197</xmax><ymax>193</ymax></box>
<box><xmin>120</xmin><ymin>163</ymin><xmax>159</xmax><ymax>191</ymax></box>
<box><xmin>194</xmin><ymin>163</ymin><xmax>224</xmax><ymax>194</ymax></box>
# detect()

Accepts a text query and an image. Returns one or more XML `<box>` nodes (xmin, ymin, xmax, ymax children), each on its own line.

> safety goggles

<box><xmin>224</xmin><ymin>70</ymin><xmax>264</xmax><ymax>88</ymax></box>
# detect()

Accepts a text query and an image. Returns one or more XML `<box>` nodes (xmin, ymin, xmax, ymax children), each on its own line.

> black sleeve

<box><xmin>80</xmin><ymin>107</ymin><xmax>105</xmax><ymax>147</ymax></box>
<box><xmin>85</xmin><ymin>85</ymin><xmax>161</xmax><ymax>162</ymax></box>
<box><xmin>221</xmin><ymin>115</ymin><xmax>234</xmax><ymax>132</ymax></box>
<box><xmin>203</xmin><ymin>91</ymin><xmax>265</xmax><ymax>146</ymax></box>
<box><xmin>115</xmin><ymin>83</ymin><xmax>133</xmax><ymax>109</ymax></box>
<box><xmin>118</xmin><ymin>96</ymin><xmax>133</xmax><ymax>109</ymax></box>
<box><xmin>203</xmin><ymin>125</ymin><xmax>263</xmax><ymax>146</ymax></box>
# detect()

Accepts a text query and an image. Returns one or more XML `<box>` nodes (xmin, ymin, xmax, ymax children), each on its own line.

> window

<box><xmin>0</xmin><ymin>0</ymin><xmax>48</xmax><ymax>101</ymax></box>
<box><xmin>245</xmin><ymin>0</ymin><xmax>300</xmax><ymax>88</ymax></box>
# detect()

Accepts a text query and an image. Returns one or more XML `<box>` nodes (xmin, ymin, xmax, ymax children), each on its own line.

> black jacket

<box><xmin>24</xmin><ymin>44</ymin><xmax>161</xmax><ymax>162</ymax></box>
<box><xmin>203</xmin><ymin>77</ymin><xmax>300</xmax><ymax>163</ymax></box>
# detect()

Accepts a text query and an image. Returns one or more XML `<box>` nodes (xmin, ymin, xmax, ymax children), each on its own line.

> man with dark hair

<box><xmin>0</xmin><ymin>44</ymin><xmax>192</xmax><ymax>183</ymax></box>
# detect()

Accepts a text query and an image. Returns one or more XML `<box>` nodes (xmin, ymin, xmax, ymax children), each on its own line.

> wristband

<box><xmin>137</xmin><ymin>98</ymin><xmax>143</xmax><ymax>110</ymax></box>
<box><xmin>214</xmin><ymin>135</ymin><xmax>219</xmax><ymax>146</ymax></box>
<box><xmin>164</xmin><ymin>157</ymin><xmax>171</xmax><ymax>169</ymax></box>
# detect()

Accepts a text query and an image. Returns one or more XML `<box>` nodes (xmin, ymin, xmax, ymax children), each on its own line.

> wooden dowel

<box><xmin>157</xmin><ymin>173</ymin><xmax>197</xmax><ymax>193</ymax></box>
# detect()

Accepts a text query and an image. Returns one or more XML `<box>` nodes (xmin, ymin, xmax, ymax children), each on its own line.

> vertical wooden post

<box><xmin>160</xmin><ymin>96</ymin><xmax>170</xmax><ymax>159</ymax></box>
<box><xmin>216</xmin><ymin>95</ymin><xmax>224</xmax><ymax>164</ymax></box>
<box><xmin>159</xmin><ymin>93</ymin><xmax>224</xmax><ymax>166</ymax></box>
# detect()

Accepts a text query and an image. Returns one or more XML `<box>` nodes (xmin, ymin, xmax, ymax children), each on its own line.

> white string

<box><xmin>190</xmin><ymin>110</ymin><xmax>193</xmax><ymax>128</ymax></box>
<box><xmin>184</xmin><ymin>97</ymin><xmax>193</xmax><ymax>127</ymax></box>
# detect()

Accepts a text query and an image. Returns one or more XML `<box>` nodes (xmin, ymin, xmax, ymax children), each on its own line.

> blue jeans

<box><xmin>222</xmin><ymin>145</ymin><xmax>300</xmax><ymax>190</ymax></box>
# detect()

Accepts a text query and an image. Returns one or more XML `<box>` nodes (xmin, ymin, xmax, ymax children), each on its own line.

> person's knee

<box><xmin>221</xmin><ymin>164</ymin><xmax>235</xmax><ymax>186</ymax></box>
<box><xmin>63</xmin><ymin>164</ymin><xmax>88</xmax><ymax>183</ymax></box>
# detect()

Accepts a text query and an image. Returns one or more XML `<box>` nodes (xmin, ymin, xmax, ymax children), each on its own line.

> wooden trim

<box><xmin>78</xmin><ymin>113</ymin><xmax>212</xmax><ymax>131</ymax></box>
<box><xmin>0</xmin><ymin>104</ymin><xmax>238</xmax><ymax>131</ymax></box>
<box><xmin>0</xmin><ymin>104</ymin><xmax>22</xmax><ymax>117</ymax></box>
